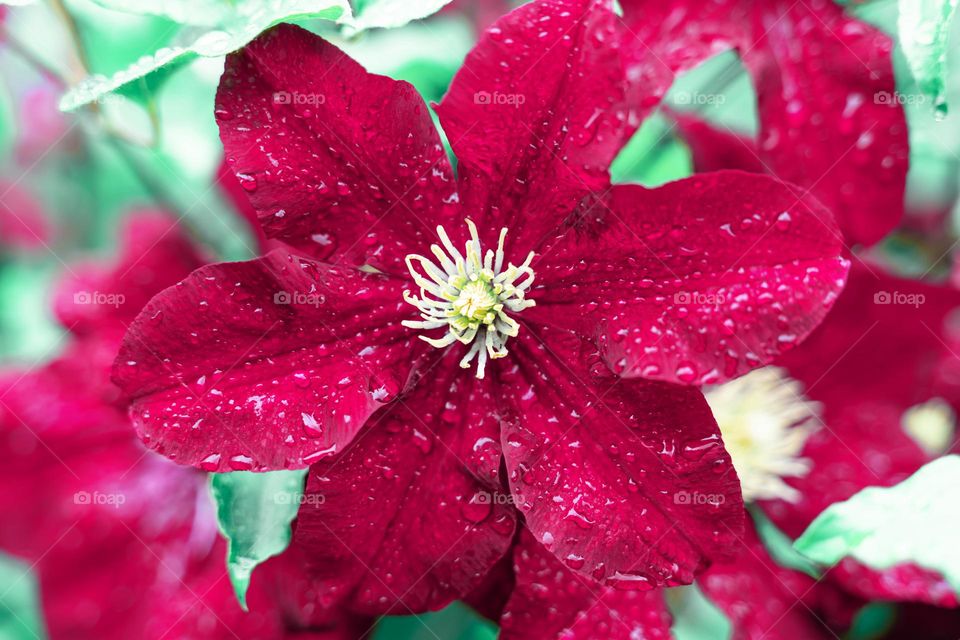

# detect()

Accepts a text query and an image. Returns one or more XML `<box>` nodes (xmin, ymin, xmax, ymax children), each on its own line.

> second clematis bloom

<box><xmin>114</xmin><ymin>0</ymin><xmax>848</xmax><ymax>612</ymax></box>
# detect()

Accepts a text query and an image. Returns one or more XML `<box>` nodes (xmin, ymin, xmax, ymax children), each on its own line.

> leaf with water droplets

<box><xmin>210</xmin><ymin>468</ymin><xmax>307</xmax><ymax>609</ymax></box>
<box><xmin>59</xmin><ymin>0</ymin><xmax>351</xmax><ymax>111</ymax></box>
<box><xmin>345</xmin><ymin>0</ymin><xmax>454</xmax><ymax>32</ymax></box>
<box><xmin>898</xmin><ymin>0</ymin><xmax>958</xmax><ymax>115</ymax></box>
<box><xmin>795</xmin><ymin>455</ymin><xmax>960</xmax><ymax>598</ymax></box>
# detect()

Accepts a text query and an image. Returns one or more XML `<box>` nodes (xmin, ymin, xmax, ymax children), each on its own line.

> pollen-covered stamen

<box><xmin>705</xmin><ymin>367</ymin><xmax>820</xmax><ymax>504</ymax></box>
<box><xmin>402</xmin><ymin>219</ymin><xmax>535</xmax><ymax>378</ymax></box>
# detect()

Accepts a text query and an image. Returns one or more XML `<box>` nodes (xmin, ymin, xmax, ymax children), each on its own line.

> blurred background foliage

<box><xmin>0</xmin><ymin>0</ymin><xmax>959</xmax><ymax>637</ymax></box>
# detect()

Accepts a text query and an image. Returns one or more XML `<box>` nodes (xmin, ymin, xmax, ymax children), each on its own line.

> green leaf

<box><xmin>90</xmin><ymin>0</ymin><xmax>232</xmax><ymax>26</ymax></box>
<box><xmin>847</xmin><ymin>602</ymin><xmax>897</xmax><ymax>640</ymax></box>
<box><xmin>346</xmin><ymin>0</ymin><xmax>454</xmax><ymax>32</ymax></box>
<box><xmin>898</xmin><ymin>0</ymin><xmax>958</xmax><ymax>115</ymax></box>
<box><xmin>210</xmin><ymin>468</ymin><xmax>307</xmax><ymax>609</ymax></box>
<box><xmin>665</xmin><ymin>584</ymin><xmax>732</xmax><ymax>640</ymax></box>
<box><xmin>59</xmin><ymin>0</ymin><xmax>351</xmax><ymax>112</ymax></box>
<box><xmin>749</xmin><ymin>505</ymin><xmax>821</xmax><ymax>579</ymax></box>
<box><xmin>0</xmin><ymin>552</ymin><xmax>48</xmax><ymax>640</ymax></box>
<box><xmin>794</xmin><ymin>455</ymin><xmax>960</xmax><ymax>596</ymax></box>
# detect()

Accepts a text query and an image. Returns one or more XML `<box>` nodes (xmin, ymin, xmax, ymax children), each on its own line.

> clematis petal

<box><xmin>700</xmin><ymin>520</ymin><xmax>833</xmax><ymax>640</ymax></box>
<box><xmin>0</xmin><ymin>180</ymin><xmax>50</xmax><ymax>252</ymax></box>
<box><xmin>745</xmin><ymin>0</ymin><xmax>908</xmax><ymax>248</ymax></box>
<box><xmin>435</xmin><ymin>0</ymin><xmax>633</xmax><ymax>249</ymax></box>
<box><xmin>499</xmin><ymin>530</ymin><xmax>672</xmax><ymax>640</ymax></box>
<box><xmin>528</xmin><ymin>173</ymin><xmax>848</xmax><ymax>385</ymax></box>
<box><xmin>499</xmin><ymin>326</ymin><xmax>744</xmax><ymax>589</ymax></box>
<box><xmin>55</xmin><ymin>211</ymin><xmax>206</xmax><ymax>343</ymax></box>
<box><xmin>113</xmin><ymin>249</ymin><xmax>423</xmax><ymax>472</ymax></box>
<box><xmin>289</xmin><ymin>353</ymin><xmax>516</xmax><ymax>614</ymax></box>
<box><xmin>620</xmin><ymin>0</ymin><xmax>908</xmax><ymax>248</ymax></box>
<box><xmin>216</xmin><ymin>24</ymin><xmax>459</xmax><ymax>273</ymax></box>
<box><xmin>764</xmin><ymin>263</ymin><xmax>960</xmax><ymax>606</ymax></box>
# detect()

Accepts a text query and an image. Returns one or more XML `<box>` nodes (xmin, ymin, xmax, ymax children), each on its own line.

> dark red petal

<box><xmin>528</xmin><ymin>174</ymin><xmax>848</xmax><ymax>385</ymax></box>
<box><xmin>499</xmin><ymin>326</ymin><xmax>744</xmax><ymax>589</ymax></box>
<box><xmin>435</xmin><ymin>0</ymin><xmax>632</xmax><ymax>248</ymax></box>
<box><xmin>745</xmin><ymin>0</ymin><xmax>908</xmax><ymax>247</ymax></box>
<box><xmin>113</xmin><ymin>249</ymin><xmax>421</xmax><ymax>472</ymax></box>
<box><xmin>700</xmin><ymin>520</ymin><xmax>833</xmax><ymax>640</ymax></box>
<box><xmin>670</xmin><ymin>113</ymin><xmax>765</xmax><ymax>174</ymax></box>
<box><xmin>291</xmin><ymin>354</ymin><xmax>516</xmax><ymax>614</ymax></box>
<box><xmin>55</xmin><ymin>210</ymin><xmax>206</xmax><ymax>343</ymax></box>
<box><xmin>763</xmin><ymin>263</ymin><xmax>960</xmax><ymax>606</ymax></box>
<box><xmin>216</xmin><ymin>24</ymin><xmax>458</xmax><ymax>272</ymax></box>
<box><xmin>500</xmin><ymin>530</ymin><xmax>672</xmax><ymax>640</ymax></box>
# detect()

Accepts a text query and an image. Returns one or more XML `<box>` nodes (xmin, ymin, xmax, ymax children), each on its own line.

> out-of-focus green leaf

<box><xmin>610</xmin><ymin>112</ymin><xmax>693</xmax><ymax>187</ymax></box>
<box><xmin>666</xmin><ymin>584</ymin><xmax>731</xmax><ymax>640</ymax></box>
<box><xmin>0</xmin><ymin>78</ymin><xmax>14</xmax><ymax>165</ymax></box>
<box><xmin>210</xmin><ymin>469</ymin><xmax>307</xmax><ymax>609</ymax></box>
<box><xmin>749</xmin><ymin>506</ymin><xmax>820</xmax><ymax>579</ymax></box>
<box><xmin>898</xmin><ymin>0</ymin><xmax>958</xmax><ymax>115</ymax></box>
<box><xmin>847</xmin><ymin>602</ymin><xmax>897</xmax><ymax>640</ymax></box>
<box><xmin>60</xmin><ymin>0</ymin><xmax>351</xmax><ymax>111</ymax></box>
<box><xmin>0</xmin><ymin>552</ymin><xmax>47</xmax><ymax>640</ymax></box>
<box><xmin>373</xmin><ymin>602</ymin><xmax>497</xmax><ymax>640</ymax></box>
<box><xmin>346</xmin><ymin>0</ymin><xmax>453</xmax><ymax>32</ymax></box>
<box><xmin>90</xmin><ymin>0</ymin><xmax>230</xmax><ymax>26</ymax></box>
<box><xmin>795</xmin><ymin>455</ymin><xmax>960</xmax><ymax>596</ymax></box>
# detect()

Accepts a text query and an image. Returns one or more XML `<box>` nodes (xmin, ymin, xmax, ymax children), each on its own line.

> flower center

<box><xmin>402</xmin><ymin>219</ymin><xmax>535</xmax><ymax>378</ymax></box>
<box><xmin>705</xmin><ymin>367</ymin><xmax>819</xmax><ymax>503</ymax></box>
<box><xmin>902</xmin><ymin>398</ymin><xmax>955</xmax><ymax>456</ymax></box>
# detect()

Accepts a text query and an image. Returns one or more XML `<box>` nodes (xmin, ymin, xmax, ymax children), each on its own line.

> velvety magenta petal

<box><xmin>291</xmin><ymin>354</ymin><xmax>516</xmax><ymax>614</ymax></box>
<box><xmin>499</xmin><ymin>326</ymin><xmax>744</xmax><ymax>589</ymax></box>
<box><xmin>763</xmin><ymin>263</ymin><xmax>960</xmax><ymax>606</ymax></box>
<box><xmin>500</xmin><ymin>530</ymin><xmax>672</xmax><ymax>640</ymax></box>
<box><xmin>745</xmin><ymin>0</ymin><xmax>908</xmax><ymax>247</ymax></box>
<box><xmin>670</xmin><ymin>113</ymin><xmax>765</xmax><ymax>174</ymax></box>
<box><xmin>113</xmin><ymin>249</ymin><xmax>421</xmax><ymax>472</ymax></box>
<box><xmin>700</xmin><ymin>520</ymin><xmax>833</xmax><ymax>640</ymax></box>
<box><xmin>619</xmin><ymin>0</ymin><xmax>907</xmax><ymax>247</ymax></box>
<box><xmin>55</xmin><ymin>211</ymin><xmax>206</xmax><ymax>343</ymax></box>
<box><xmin>527</xmin><ymin>173</ymin><xmax>849</xmax><ymax>385</ymax></box>
<box><xmin>435</xmin><ymin>0</ymin><xmax>632</xmax><ymax>248</ymax></box>
<box><xmin>216</xmin><ymin>24</ymin><xmax>458</xmax><ymax>272</ymax></box>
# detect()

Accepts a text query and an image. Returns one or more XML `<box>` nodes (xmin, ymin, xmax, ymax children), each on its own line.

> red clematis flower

<box><xmin>619</xmin><ymin>0</ymin><xmax>909</xmax><ymax>248</ymax></box>
<box><xmin>113</xmin><ymin>0</ymin><xmax>848</xmax><ymax>612</ymax></box>
<box><xmin>0</xmin><ymin>212</ymin><xmax>367</xmax><ymax>639</ymax></box>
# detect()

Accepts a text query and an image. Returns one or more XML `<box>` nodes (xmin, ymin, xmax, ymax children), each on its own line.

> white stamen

<box><xmin>705</xmin><ymin>367</ymin><xmax>820</xmax><ymax>503</ymax></box>
<box><xmin>403</xmin><ymin>220</ymin><xmax>535</xmax><ymax>378</ymax></box>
